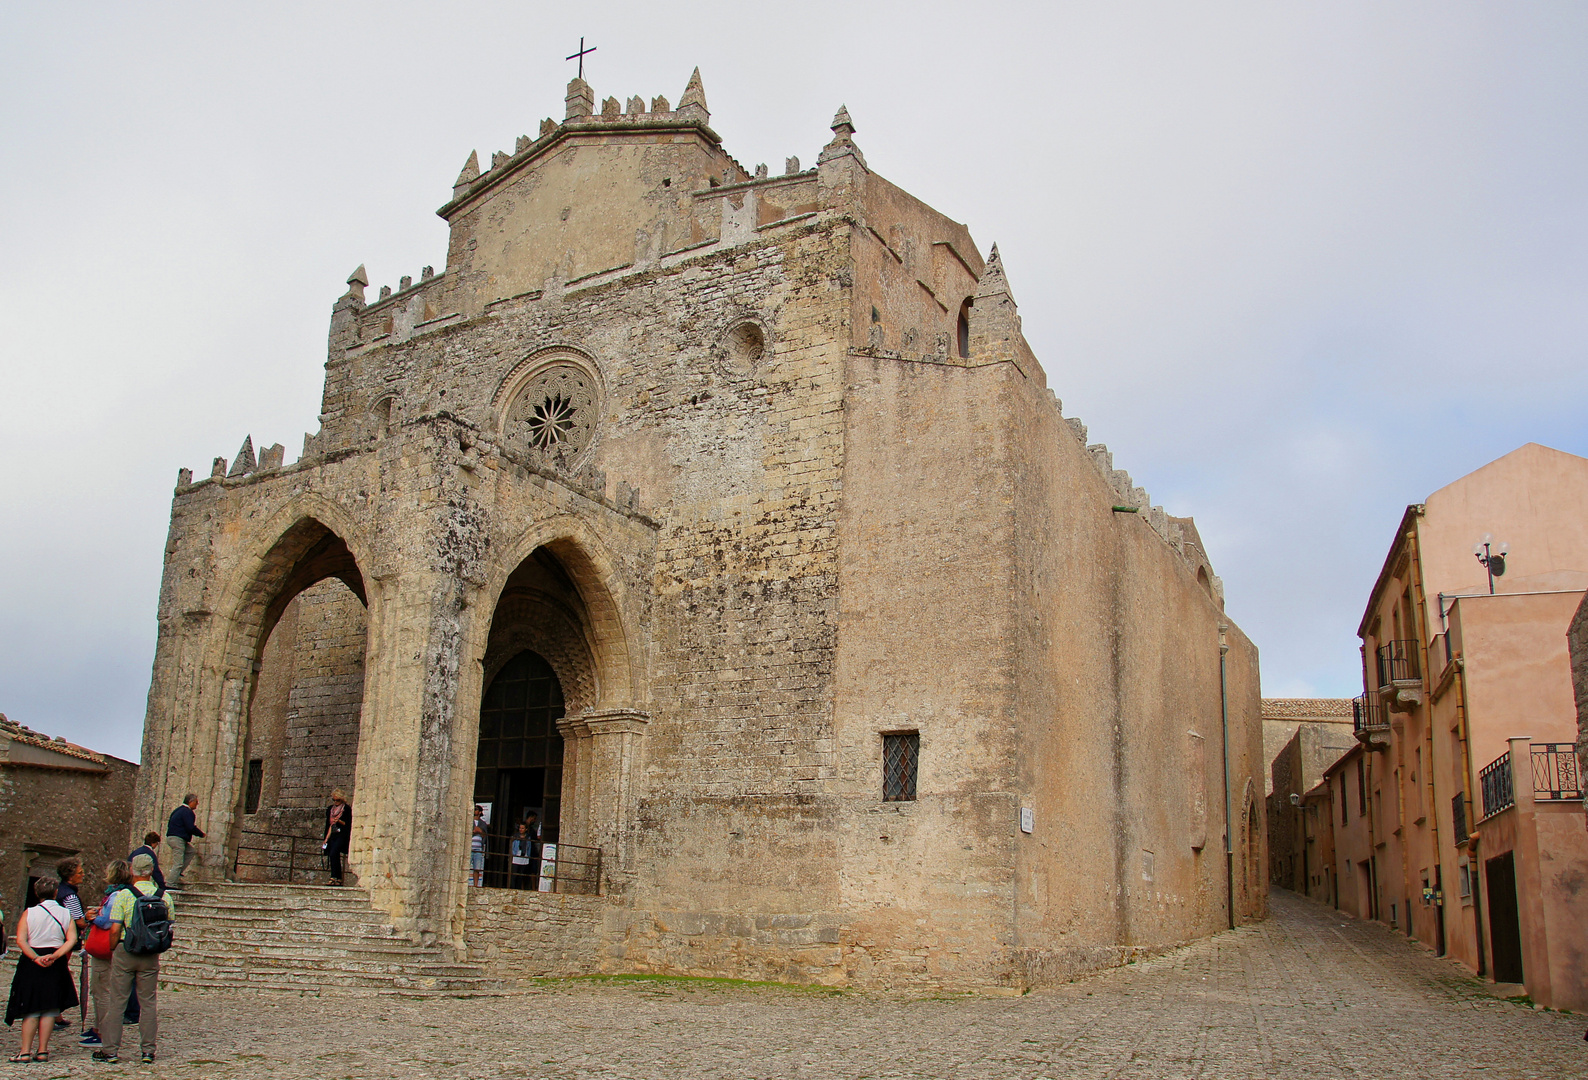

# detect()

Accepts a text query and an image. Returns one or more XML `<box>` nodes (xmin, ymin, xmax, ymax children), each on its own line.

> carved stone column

<box><xmin>555</xmin><ymin>714</ymin><xmax>592</xmax><ymax>849</ymax></box>
<box><xmin>572</xmin><ymin>709</ymin><xmax>650</xmax><ymax>889</ymax></box>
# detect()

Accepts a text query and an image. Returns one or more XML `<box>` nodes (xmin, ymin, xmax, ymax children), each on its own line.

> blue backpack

<box><xmin>91</xmin><ymin>886</ymin><xmax>127</xmax><ymax>930</ymax></box>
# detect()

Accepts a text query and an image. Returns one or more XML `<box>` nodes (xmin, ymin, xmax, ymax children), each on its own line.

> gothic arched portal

<box><xmin>224</xmin><ymin>517</ymin><xmax>370</xmax><ymax>883</ymax></box>
<box><xmin>474</xmin><ymin>650</ymin><xmax>566</xmax><ymax>886</ymax></box>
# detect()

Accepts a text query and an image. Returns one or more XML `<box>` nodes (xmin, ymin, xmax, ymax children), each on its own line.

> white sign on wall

<box><xmin>1020</xmin><ymin>807</ymin><xmax>1034</xmax><ymax>834</ymax></box>
<box><xmin>538</xmin><ymin>843</ymin><xmax>557</xmax><ymax>892</ymax></box>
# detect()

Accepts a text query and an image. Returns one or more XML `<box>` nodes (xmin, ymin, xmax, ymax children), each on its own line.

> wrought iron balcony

<box><xmin>1375</xmin><ymin>639</ymin><xmax>1420</xmax><ymax>684</ymax></box>
<box><xmin>1531</xmin><ymin>743</ymin><xmax>1584</xmax><ymax>801</ymax></box>
<box><xmin>1374</xmin><ymin>640</ymin><xmax>1423</xmax><ymax>713</ymax></box>
<box><xmin>1352</xmin><ymin>693</ymin><xmax>1391</xmax><ymax>749</ymax></box>
<box><xmin>1479</xmin><ymin>751</ymin><xmax>1515</xmax><ymax>820</ymax></box>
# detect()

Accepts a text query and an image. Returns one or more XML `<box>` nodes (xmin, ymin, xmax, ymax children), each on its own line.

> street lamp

<box><xmin>1473</xmin><ymin>534</ymin><xmax>1508</xmax><ymax>595</ymax></box>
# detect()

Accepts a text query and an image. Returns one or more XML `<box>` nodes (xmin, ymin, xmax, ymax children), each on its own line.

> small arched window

<box><xmin>956</xmin><ymin>299</ymin><xmax>972</xmax><ymax>359</ymax></box>
<box><xmin>370</xmin><ymin>396</ymin><xmax>394</xmax><ymax>440</ymax></box>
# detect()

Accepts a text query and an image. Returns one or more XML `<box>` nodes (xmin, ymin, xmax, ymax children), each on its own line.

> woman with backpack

<box><xmin>5</xmin><ymin>876</ymin><xmax>79</xmax><ymax>1063</ymax></box>
<box><xmin>80</xmin><ymin>859</ymin><xmax>136</xmax><ymax>1049</ymax></box>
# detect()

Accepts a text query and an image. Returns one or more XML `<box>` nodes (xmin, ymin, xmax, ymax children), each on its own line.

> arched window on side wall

<box><xmin>957</xmin><ymin>299</ymin><xmax>972</xmax><ymax>359</ymax></box>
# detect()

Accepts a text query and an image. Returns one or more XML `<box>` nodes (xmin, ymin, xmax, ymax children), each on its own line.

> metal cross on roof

<box><xmin>566</xmin><ymin>37</ymin><xmax>596</xmax><ymax>79</ymax></box>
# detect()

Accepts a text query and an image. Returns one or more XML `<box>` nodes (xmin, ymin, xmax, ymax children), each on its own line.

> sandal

<box><xmin>30</xmin><ymin>1052</ymin><xmax>47</xmax><ymax>1062</ymax></box>
<box><xmin>9</xmin><ymin>1051</ymin><xmax>32</xmax><ymax>1062</ymax></box>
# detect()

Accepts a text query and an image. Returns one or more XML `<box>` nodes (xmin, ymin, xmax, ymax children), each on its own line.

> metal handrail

<box><xmin>472</xmin><ymin>832</ymin><xmax>601</xmax><ymax>895</ymax></box>
<box><xmin>233</xmin><ymin>828</ymin><xmax>325</xmax><ymax>884</ymax></box>
<box><xmin>1479</xmin><ymin>751</ymin><xmax>1515</xmax><ymax>820</ymax></box>
<box><xmin>1531</xmin><ymin>743</ymin><xmax>1583</xmax><ymax>801</ymax></box>
<box><xmin>1375</xmin><ymin>640</ymin><xmax>1421</xmax><ymax>687</ymax></box>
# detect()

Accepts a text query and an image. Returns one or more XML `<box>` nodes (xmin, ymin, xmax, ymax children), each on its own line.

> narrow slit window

<box><xmin>244</xmin><ymin>758</ymin><xmax>264</xmax><ymax>815</ymax></box>
<box><xmin>882</xmin><ymin>732</ymin><xmax>919</xmax><ymax>802</ymax></box>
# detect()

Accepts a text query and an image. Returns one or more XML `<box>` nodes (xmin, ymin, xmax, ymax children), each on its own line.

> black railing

<box><xmin>1451</xmin><ymin>793</ymin><xmax>1468</xmax><ymax>844</ymax></box>
<box><xmin>1352</xmin><ymin>694</ymin><xmax>1388</xmax><ymax>732</ymax></box>
<box><xmin>234</xmin><ymin>829</ymin><xmax>328</xmax><ymax>884</ymax></box>
<box><xmin>1531</xmin><ymin>743</ymin><xmax>1583</xmax><ymax>801</ymax></box>
<box><xmin>1479</xmin><ymin>751</ymin><xmax>1515</xmax><ymax>819</ymax></box>
<box><xmin>1375</xmin><ymin>640</ymin><xmax>1421</xmax><ymax>687</ymax></box>
<box><xmin>471</xmin><ymin>832</ymin><xmax>601</xmax><ymax>895</ymax></box>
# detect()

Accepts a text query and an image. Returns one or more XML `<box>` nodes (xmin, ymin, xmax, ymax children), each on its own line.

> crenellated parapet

<box><xmin>440</xmin><ymin>68</ymin><xmax>750</xmax><ymax>221</ymax></box>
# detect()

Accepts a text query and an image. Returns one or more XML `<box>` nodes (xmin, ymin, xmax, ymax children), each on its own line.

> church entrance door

<box><xmin>475</xmin><ymin>649</ymin><xmax>564</xmax><ymax>887</ymax></box>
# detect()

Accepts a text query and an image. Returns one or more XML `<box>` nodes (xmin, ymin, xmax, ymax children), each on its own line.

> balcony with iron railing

<box><xmin>1374</xmin><ymin>639</ymin><xmax>1424</xmax><ymax>714</ymax></box>
<box><xmin>1479</xmin><ymin>751</ymin><xmax>1515</xmax><ymax>820</ymax></box>
<box><xmin>1532</xmin><ymin>743</ymin><xmax>1584</xmax><ymax>801</ymax></box>
<box><xmin>1352</xmin><ymin>693</ymin><xmax>1391</xmax><ymax>749</ymax></box>
<box><xmin>1478</xmin><ymin>743</ymin><xmax>1584</xmax><ymax>822</ymax></box>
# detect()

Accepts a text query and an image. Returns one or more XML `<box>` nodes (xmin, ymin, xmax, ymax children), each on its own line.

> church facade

<box><xmin>133</xmin><ymin>69</ymin><xmax>1266</xmax><ymax>990</ymax></box>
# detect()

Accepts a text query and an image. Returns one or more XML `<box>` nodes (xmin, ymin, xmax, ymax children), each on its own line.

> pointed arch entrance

<box><xmin>474</xmin><ymin>650</ymin><xmax>565</xmax><ymax>886</ymax></box>
<box><xmin>227</xmin><ymin>518</ymin><xmax>370</xmax><ymax>883</ymax></box>
<box><xmin>471</xmin><ymin>534</ymin><xmax>646</xmax><ymax>892</ymax></box>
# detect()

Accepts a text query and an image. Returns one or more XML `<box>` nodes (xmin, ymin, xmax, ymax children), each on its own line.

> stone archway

<box><xmin>470</xmin><ymin>533</ymin><xmax>646</xmax><ymax>892</ymax></box>
<box><xmin>220</xmin><ymin>518</ymin><xmax>370</xmax><ymax>882</ymax></box>
<box><xmin>1238</xmin><ymin>779</ymin><xmax>1263</xmax><ymax>921</ymax></box>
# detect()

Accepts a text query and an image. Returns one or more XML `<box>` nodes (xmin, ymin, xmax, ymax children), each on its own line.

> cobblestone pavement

<box><xmin>4</xmin><ymin>889</ymin><xmax>1583</xmax><ymax>1079</ymax></box>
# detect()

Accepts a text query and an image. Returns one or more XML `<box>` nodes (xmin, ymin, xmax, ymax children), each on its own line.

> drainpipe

<box><xmin>1219</xmin><ymin>622</ymin><xmax>1234</xmax><ymax>930</ymax></box>
<box><xmin>1454</xmin><ymin>657</ymin><xmax>1487</xmax><ymax>976</ymax></box>
<box><xmin>1407</xmin><ymin>526</ymin><xmax>1446</xmax><ymax>955</ymax></box>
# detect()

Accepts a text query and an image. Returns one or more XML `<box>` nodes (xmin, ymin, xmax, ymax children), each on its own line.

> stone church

<box><xmin>134</xmin><ymin>68</ymin><xmax>1266</xmax><ymax>990</ymax></box>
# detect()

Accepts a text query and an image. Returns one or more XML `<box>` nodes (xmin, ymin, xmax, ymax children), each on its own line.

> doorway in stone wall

<box><xmin>233</xmin><ymin>522</ymin><xmax>368</xmax><ymax>884</ymax></box>
<box><xmin>474</xmin><ymin>649</ymin><xmax>565</xmax><ymax>887</ymax></box>
<box><xmin>474</xmin><ymin>543</ymin><xmax>607</xmax><ymax>888</ymax></box>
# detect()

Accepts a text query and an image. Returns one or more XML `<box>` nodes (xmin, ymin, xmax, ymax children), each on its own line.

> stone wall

<box><xmin>1570</xmin><ymin>593</ymin><xmax>1588</xmax><ymax>828</ymax></box>
<box><xmin>243</xmin><ymin>576</ymin><xmax>366</xmax><ymax>840</ymax></box>
<box><xmin>0</xmin><ymin>740</ymin><xmax>138</xmax><ymax>917</ymax></box>
<box><xmin>1261</xmin><ymin>699</ymin><xmax>1353</xmax><ymax>797</ymax></box>
<box><xmin>464</xmin><ymin>887</ymin><xmax>607</xmax><ymax>979</ymax></box>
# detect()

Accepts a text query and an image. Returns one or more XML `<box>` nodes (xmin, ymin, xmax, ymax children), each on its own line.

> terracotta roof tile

<box><xmin>0</xmin><ymin>713</ymin><xmax>108</xmax><ymax>765</ymax></box>
<box><xmin>1260</xmin><ymin>698</ymin><xmax>1354</xmax><ymax>720</ymax></box>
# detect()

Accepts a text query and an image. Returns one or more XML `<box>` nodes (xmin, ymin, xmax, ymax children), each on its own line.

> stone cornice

<box><xmin>578</xmin><ymin>708</ymin><xmax>650</xmax><ymax>736</ymax></box>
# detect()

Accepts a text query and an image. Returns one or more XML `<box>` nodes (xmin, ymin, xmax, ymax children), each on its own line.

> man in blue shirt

<box><xmin>164</xmin><ymin>794</ymin><xmax>205</xmax><ymax>889</ymax></box>
<box><xmin>127</xmin><ymin>833</ymin><xmax>165</xmax><ymax>892</ymax></box>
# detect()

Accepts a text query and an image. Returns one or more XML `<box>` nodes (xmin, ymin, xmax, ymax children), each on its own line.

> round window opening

<box><xmin>506</xmin><ymin>364</ymin><xmax>598</xmax><ymax>456</ymax></box>
<box><xmin>723</xmin><ymin>322</ymin><xmax>765</xmax><ymax>369</ymax></box>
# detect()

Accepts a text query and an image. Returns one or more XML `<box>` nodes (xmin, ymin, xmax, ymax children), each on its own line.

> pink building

<box><xmin>1333</xmin><ymin>444</ymin><xmax>1588</xmax><ymax>1009</ymax></box>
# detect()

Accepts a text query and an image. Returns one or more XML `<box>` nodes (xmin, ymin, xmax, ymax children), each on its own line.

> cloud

<box><xmin>2</xmin><ymin>2</ymin><xmax>1586</xmax><ymax>759</ymax></box>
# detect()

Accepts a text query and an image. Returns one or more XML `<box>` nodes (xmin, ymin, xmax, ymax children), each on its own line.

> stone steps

<box><xmin>179</xmin><ymin>911</ymin><xmax>409</xmax><ymax>941</ymax></box>
<box><xmin>157</xmin><ymin>882</ymin><xmax>500</xmax><ymax>997</ymax></box>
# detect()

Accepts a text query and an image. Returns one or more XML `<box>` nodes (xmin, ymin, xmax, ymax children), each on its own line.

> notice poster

<box><xmin>477</xmin><ymin>802</ymin><xmax>493</xmax><ymax>825</ymax></box>
<box><xmin>538</xmin><ymin>843</ymin><xmax>557</xmax><ymax>892</ymax></box>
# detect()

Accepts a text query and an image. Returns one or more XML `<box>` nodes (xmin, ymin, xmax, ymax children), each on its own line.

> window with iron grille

<box><xmin>882</xmin><ymin>732</ymin><xmax>919</xmax><ymax>802</ymax></box>
<box><xmin>1451</xmin><ymin>793</ymin><xmax>1468</xmax><ymax>844</ymax></box>
<box><xmin>244</xmin><ymin>758</ymin><xmax>263</xmax><ymax>815</ymax></box>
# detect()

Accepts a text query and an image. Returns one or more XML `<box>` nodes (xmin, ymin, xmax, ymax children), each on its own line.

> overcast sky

<box><xmin>3</xmin><ymin>3</ymin><xmax>1586</xmax><ymax>762</ymax></box>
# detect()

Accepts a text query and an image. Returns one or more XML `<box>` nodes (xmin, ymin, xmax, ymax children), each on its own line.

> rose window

<box><xmin>506</xmin><ymin>365</ymin><xmax>597</xmax><ymax>457</ymax></box>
